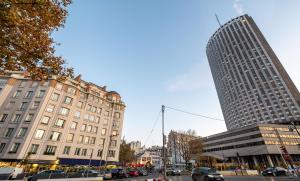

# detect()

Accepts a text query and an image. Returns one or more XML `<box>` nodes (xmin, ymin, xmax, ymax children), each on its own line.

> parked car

<box><xmin>128</xmin><ymin>169</ymin><xmax>139</xmax><ymax>177</ymax></box>
<box><xmin>78</xmin><ymin>170</ymin><xmax>101</xmax><ymax>177</ymax></box>
<box><xmin>137</xmin><ymin>169</ymin><xmax>148</xmax><ymax>176</ymax></box>
<box><xmin>166</xmin><ymin>169</ymin><xmax>181</xmax><ymax>176</ymax></box>
<box><xmin>0</xmin><ymin>167</ymin><xmax>24</xmax><ymax>180</ymax></box>
<box><xmin>110</xmin><ymin>169</ymin><xmax>129</xmax><ymax>179</ymax></box>
<box><xmin>27</xmin><ymin>170</ymin><xmax>65</xmax><ymax>181</ymax></box>
<box><xmin>191</xmin><ymin>167</ymin><xmax>224</xmax><ymax>181</ymax></box>
<box><xmin>101</xmin><ymin>170</ymin><xmax>112</xmax><ymax>180</ymax></box>
<box><xmin>262</xmin><ymin>167</ymin><xmax>287</xmax><ymax>176</ymax></box>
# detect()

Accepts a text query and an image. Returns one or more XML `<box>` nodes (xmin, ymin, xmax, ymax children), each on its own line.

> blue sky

<box><xmin>53</xmin><ymin>0</ymin><xmax>300</xmax><ymax>147</ymax></box>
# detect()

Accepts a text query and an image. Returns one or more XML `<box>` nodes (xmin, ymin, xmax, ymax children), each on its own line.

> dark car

<box><xmin>191</xmin><ymin>167</ymin><xmax>224</xmax><ymax>181</ymax></box>
<box><xmin>128</xmin><ymin>169</ymin><xmax>139</xmax><ymax>177</ymax></box>
<box><xmin>111</xmin><ymin>169</ymin><xmax>129</xmax><ymax>179</ymax></box>
<box><xmin>262</xmin><ymin>167</ymin><xmax>287</xmax><ymax>176</ymax></box>
<box><xmin>27</xmin><ymin>170</ymin><xmax>66</xmax><ymax>181</ymax></box>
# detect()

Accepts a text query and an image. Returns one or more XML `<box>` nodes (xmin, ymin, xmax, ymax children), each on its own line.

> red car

<box><xmin>128</xmin><ymin>170</ymin><xmax>139</xmax><ymax>177</ymax></box>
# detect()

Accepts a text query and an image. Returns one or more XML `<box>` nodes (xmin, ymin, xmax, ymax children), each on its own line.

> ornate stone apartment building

<box><xmin>0</xmin><ymin>71</ymin><xmax>125</xmax><ymax>167</ymax></box>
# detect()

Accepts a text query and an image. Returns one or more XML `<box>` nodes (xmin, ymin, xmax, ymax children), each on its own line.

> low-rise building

<box><xmin>136</xmin><ymin>146</ymin><xmax>162</xmax><ymax>169</ymax></box>
<box><xmin>0</xmin><ymin>71</ymin><xmax>125</xmax><ymax>171</ymax></box>
<box><xmin>202</xmin><ymin>123</ymin><xmax>300</xmax><ymax>169</ymax></box>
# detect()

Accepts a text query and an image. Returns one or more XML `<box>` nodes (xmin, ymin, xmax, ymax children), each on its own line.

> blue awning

<box><xmin>58</xmin><ymin>158</ymin><xmax>106</xmax><ymax>166</ymax></box>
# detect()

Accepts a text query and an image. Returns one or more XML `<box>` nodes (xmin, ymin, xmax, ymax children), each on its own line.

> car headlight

<box><xmin>220</xmin><ymin>175</ymin><xmax>223</xmax><ymax>177</ymax></box>
<box><xmin>208</xmin><ymin>174</ymin><xmax>214</xmax><ymax>177</ymax></box>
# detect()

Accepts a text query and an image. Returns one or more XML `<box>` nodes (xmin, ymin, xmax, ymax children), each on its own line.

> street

<box><xmin>112</xmin><ymin>174</ymin><xmax>300</xmax><ymax>181</ymax></box>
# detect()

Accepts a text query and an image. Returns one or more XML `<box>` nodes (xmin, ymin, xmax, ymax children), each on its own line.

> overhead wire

<box><xmin>144</xmin><ymin>110</ymin><xmax>161</xmax><ymax>145</ymax></box>
<box><xmin>165</xmin><ymin>105</ymin><xmax>224</xmax><ymax>122</ymax></box>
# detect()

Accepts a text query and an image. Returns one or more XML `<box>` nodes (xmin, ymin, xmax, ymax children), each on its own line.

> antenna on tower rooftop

<box><xmin>215</xmin><ymin>14</ymin><xmax>222</xmax><ymax>27</ymax></box>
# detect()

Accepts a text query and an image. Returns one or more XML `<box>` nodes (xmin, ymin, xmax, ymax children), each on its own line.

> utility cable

<box><xmin>144</xmin><ymin>110</ymin><xmax>161</xmax><ymax>145</ymax></box>
<box><xmin>165</xmin><ymin>105</ymin><xmax>224</xmax><ymax>121</ymax></box>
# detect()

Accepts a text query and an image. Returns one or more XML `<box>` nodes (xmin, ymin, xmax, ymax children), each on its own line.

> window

<box><xmin>112</xmin><ymin>130</ymin><xmax>118</xmax><ymax>136</ymax></box>
<box><xmin>54</xmin><ymin>119</ymin><xmax>65</xmax><ymax>128</ymax></box>
<box><xmin>95</xmin><ymin>116</ymin><xmax>100</xmax><ymax>123</ymax></box>
<box><xmin>93</xmin><ymin>126</ymin><xmax>98</xmax><ymax>134</ymax></box>
<box><xmin>90</xmin><ymin>137</ymin><xmax>96</xmax><ymax>144</ymax></box>
<box><xmin>67</xmin><ymin>87</ymin><xmax>76</xmax><ymax>95</ymax></box>
<box><xmin>84</xmin><ymin>114</ymin><xmax>89</xmax><ymax>120</ymax></box>
<box><xmin>44</xmin><ymin>145</ymin><xmax>57</xmax><ymax>155</ymax></box>
<box><xmin>12</xmin><ymin>90</ymin><xmax>22</xmax><ymax>98</ymax></box>
<box><xmin>110</xmin><ymin>140</ymin><xmax>117</xmax><ymax>147</ymax></box>
<box><xmin>9</xmin><ymin>143</ymin><xmax>20</xmax><ymax>153</ymax></box>
<box><xmin>51</xmin><ymin>93</ymin><xmax>60</xmax><ymax>101</ymax></box>
<box><xmin>35</xmin><ymin>129</ymin><xmax>45</xmax><ymax>139</ymax></box>
<box><xmin>84</xmin><ymin>136</ymin><xmax>90</xmax><ymax>144</ymax></box>
<box><xmin>78</xmin><ymin>135</ymin><xmax>84</xmax><ymax>143</ymax></box>
<box><xmin>97</xmin><ymin>149</ymin><xmax>103</xmax><ymax>157</ymax></box>
<box><xmin>81</xmin><ymin>124</ymin><xmax>86</xmax><ymax>131</ymax></box>
<box><xmin>31</xmin><ymin>101</ymin><xmax>40</xmax><ymax>109</ymax></box>
<box><xmin>101</xmin><ymin>128</ymin><xmax>106</xmax><ymax>135</ymax></box>
<box><xmin>19</xmin><ymin>81</ymin><xmax>26</xmax><ymax>87</ymax></box>
<box><xmin>114</xmin><ymin>112</ymin><xmax>120</xmax><ymax>118</ymax></box>
<box><xmin>25</xmin><ymin>91</ymin><xmax>33</xmax><ymax>98</ymax></box>
<box><xmin>6</xmin><ymin>101</ymin><xmax>15</xmax><ymax>109</ymax></box>
<box><xmin>74</xmin><ymin>111</ymin><xmax>81</xmax><ymax>119</ymax></box>
<box><xmin>59</xmin><ymin>107</ymin><xmax>70</xmax><ymax>116</ymax></box>
<box><xmin>70</xmin><ymin>121</ymin><xmax>77</xmax><ymax>130</ymax></box>
<box><xmin>0</xmin><ymin>114</ymin><xmax>8</xmax><ymax>122</ymax></box>
<box><xmin>17</xmin><ymin>128</ymin><xmax>28</xmax><ymax>137</ymax></box>
<box><xmin>11</xmin><ymin>114</ymin><xmax>21</xmax><ymax>123</ymax></box>
<box><xmin>41</xmin><ymin>116</ymin><xmax>50</xmax><ymax>124</ymax></box>
<box><xmin>92</xmin><ymin>106</ymin><xmax>97</xmax><ymax>113</ymax></box>
<box><xmin>37</xmin><ymin>90</ymin><xmax>46</xmax><ymax>98</ymax></box>
<box><xmin>63</xmin><ymin>146</ymin><xmax>71</xmax><ymax>155</ymax></box>
<box><xmin>104</xmin><ymin>111</ymin><xmax>109</xmax><ymax>116</ymax></box>
<box><xmin>103</xmin><ymin>119</ymin><xmax>108</xmax><ymax>125</ymax></box>
<box><xmin>86</xmin><ymin>125</ymin><xmax>92</xmax><ymax>132</ymax></box>
<box><xmin>66</xmin><ymin>133</ymin><xmax>74</xmax><ymax>142</ymax></box>
<box><xmin>18</xmin><ymin>102</ymin><xmax>27</xmax><ymax>110</ymax></box>
<box><xmin>64</xmin><ymin>96</ymin><xmax>73</xmax><ymax>105</ymax></box>
<box><xmin>74</xmin><ymin>148</ymin><xmax>81</xmax><ymax>155</ymax></box>
<box><xmin>76</xmin><ymin>101</ymin><xmax>83</xmax><ymax>108</ymax></box>
<box><xmin>50</xmin><ymin>132</ymin><xmax>61</xmax><ymax>141</ymax></box>
<box><xmin>99</xmin><ymin>138</ymin><xmax>105</xmax><ymax>146</ymax></box>
<box><xmin>32</xmin><ymin>81</ymin><xmax>38</xmax><ymax>87</ymax></box>
<box><xmin>4</xmin><ymin>128</ymin><xmax>14</xmax><ymax>138</ymax></box>
<box><xmin>89</xmin><ymin>115</ymin><xmax>95</xmax><ymax>122</ymax></box>
<box><xmin>30</xmin><ymin>144</ymin><xmax>39</xmax><ymax>154</ymax></box>
<box><xmin>86</xmin><ymin>104</ymin><xmax>92</xmax><ymax>111</ymax></box>
<box><xmin>81</xmin><ymin>149</ymin><xmax>87</xmax><ymax>156</ymax></box>
<box><xmin>108</xmin><ymin>150</ymin><xmax>115</xmax><ymax>157</ymax></box>
<box><xmin>24</xmin><ymin>114</ymin><xmax>34</xmax><ymax>122</ymax></box>
<box><xmin>55</xmin><ymin>83</ymin><xmax>63</xmax><ymax>90</ymax></box>
<box><xmin>0</xmin><ymin>143</ymin><xmax>6</xmax><ymax>153</ymax></box>
<box><xmin>97</xmin><ymin>108</ymin><xmax>102</xmax><ymax>115</ymax></box>
<box><xmin>46</xmin><ymin>104</ymin><xmax>55</xmax><ymax>112</ymax></box>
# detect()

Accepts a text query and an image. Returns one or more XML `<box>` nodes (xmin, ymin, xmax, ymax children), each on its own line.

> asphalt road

<box><xmin>112</xmin><ymin>175</ymin><xmax>300</xmax><ymax>181</ymax></box>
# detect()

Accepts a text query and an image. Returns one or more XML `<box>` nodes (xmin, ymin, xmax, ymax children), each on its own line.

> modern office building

<box><xmin>0</xmin><ymin>71</ymin><xmax>125</xmax><ymax>170</ymax></box>
<box><xmin>202</xmin><ymin>123</ymin><xmax>300</xmax><ymax>169</ymax></box>
<box><xmin>206</xmin><ymin>14</ymin><xmax>300</xmax><ymax>130</ymax></box>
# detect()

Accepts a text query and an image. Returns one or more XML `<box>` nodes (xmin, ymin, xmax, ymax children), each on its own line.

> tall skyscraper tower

<box><xmin>206</xmin><ymin>14</ymin><xmax>300</xmax><ymax>130</ymax></box>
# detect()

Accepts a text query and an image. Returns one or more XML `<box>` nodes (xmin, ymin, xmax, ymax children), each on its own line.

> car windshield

<box><xmin>207</xmin><ymin>168</ymin><xmax>218</xmax><ymax>174</ymax></box>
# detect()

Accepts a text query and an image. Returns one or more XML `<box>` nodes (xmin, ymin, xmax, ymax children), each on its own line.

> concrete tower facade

<box><xmin>206</xmin><ymin>14</ymin><xmax>300</xmax><ymax>130</ymax></box>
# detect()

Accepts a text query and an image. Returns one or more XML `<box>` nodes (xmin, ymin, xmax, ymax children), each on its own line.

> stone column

<box><xmin>253</xmin><ymin>156</ymin><xmax>258</xmax><ymax>165</ymax></box>
<box><xmin>266</xmin><ymin>155</ymin><xmax>274</xmax><ymax>167</ymax></box>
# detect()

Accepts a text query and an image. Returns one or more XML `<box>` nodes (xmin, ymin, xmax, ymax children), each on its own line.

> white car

<box><xmin>0</xmin><ymin>167</ymin><xmax>24</xmax><ymax>180</ymax></box>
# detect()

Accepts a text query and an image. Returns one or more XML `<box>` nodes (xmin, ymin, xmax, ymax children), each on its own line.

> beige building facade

<box><xmin>0</xmin><ymin>71</ymin><xmax>125</xmax><ymax>167</ymax></box>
